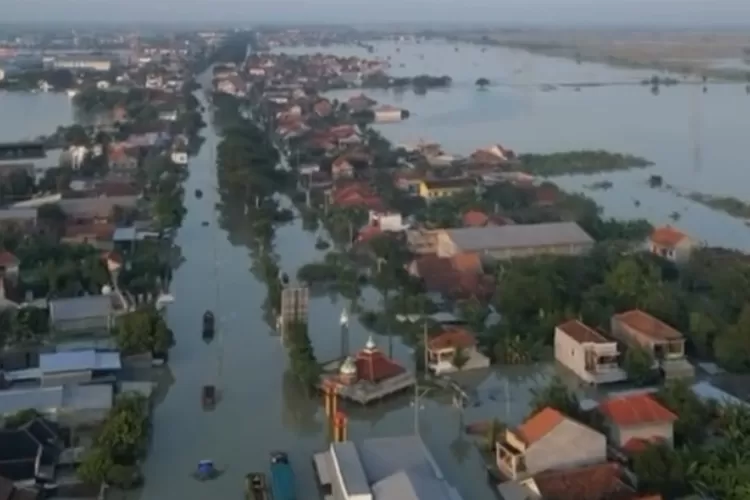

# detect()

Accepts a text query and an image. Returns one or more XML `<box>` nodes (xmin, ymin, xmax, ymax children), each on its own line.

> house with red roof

<box><xmin>555</xmin><ymin>320</ymin><xmax>627</xmax><ymax>385</ymax></box>
<box><xmin>320</xmin><ymin>336</ymin><xmax>415</xmax><ymax>404</ymax></box>
<box><xmin>496</xmin><ymin>462</ymin><xmax>638</xmax><ymax>500</ymax></box>
<box><xmin>496</xmin><ymin>407</ymin><xmax>607</xmax><ymax>480</ymax></box>
<box><xmin>611</xmin><ymin>309</ymin><xmax>695</xmax><ymax>380</ymax></box>
<box><xmin>426</xmin><ymin>327</ymin><xmax>489</xmax><ymax>374</ymax></box>
<box><xmin>648</xmin><ymin>225</ymin><xmax>696</xmax><ymax>263</ymax></box>
<box><xmin>329</xmin><ymin>182</ymin><xmax>384</xmax><ymax>212</ymax></box>
<box><xmin>597</xmin><ymin>392</ymin><xmax>677</xmax><ymax>451</ymax></box>
<box><xmin>407</xmin><ymin>253</ymin><xmax>491</xmax><ymax>301</ymax></box>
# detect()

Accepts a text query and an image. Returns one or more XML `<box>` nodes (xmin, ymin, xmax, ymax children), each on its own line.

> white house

<box><xmin>171</xmin><ymin>151</ymin><xmax>188</xmax><ymax>165</ymax></box>
<box><xmin>648</xmin><ymin>225</ymin><xmax>697</xmax><ymax>263</ymax></box>
<box><xmin>554</xmin><ymin>319</ymin><xmax>627</xmax><ymax>385</ymax></box>
<box><xmin>374</xmin><ymin>105</ymin><xmax>403</xmax><ymax>123</ymax></box>
<box><xmin>368</xmin><ymin>211</ymin><xmax>408</xmax><ymax>232</ymax></box>
<box><xmin>96</xmin><ymin>80</ymin><xmax>110</xmax><ymax>89</ymax></box>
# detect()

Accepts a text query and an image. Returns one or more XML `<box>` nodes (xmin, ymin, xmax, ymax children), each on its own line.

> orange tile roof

<box><xmin>516</xmin><ymin>407</ymin><xmax>565</xmax><ymax>445</ymax></box>
<box><xmin>613</xmin><ymin>309</ymin><xmax>683</xmax><ymax>341</ymax></box>
<box><xmin>451</xmin><ymin>252</ymin><xmax>482</xmax><ymax>273</ymax></box>
<box><xmin>598</xmin><ymin>393</ymin><xmax>677</xmax><ymax>427</ymax></box>
<box><xmin>557</xmin><ymin>319</ymin><xmax>610</xmax><ymax>344</ymax></box>
<box><xmin>650</xmin><ymin>225</ymin><xmax>688</xmax><ymax>247</ymax></box>
<box><xmin>428</xmin><ymin>328</ymin><xmax>476</xmax><ymax>351</ymax></box>
<box><xmin>532</xmin><ymin>462</ymin><xmax>635</xmax><ymax>500</ymax></box>
<box><xmin>462</xmin><ymin>210</ymin><xmax>489</xmax><ymax>227</ymax></box>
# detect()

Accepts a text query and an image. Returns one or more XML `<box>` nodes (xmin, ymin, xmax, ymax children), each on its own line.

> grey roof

<box><xmin>372</xmin><ymin>468</ymin><xmax>459</xmax><ymax>500</ymax></box>
<box><xmin>0</xmin><ymin>208</ymin><xmax>37</xmax><ymax>221</ymax></box>
<box><xmin>112</xmin><ymin>226</ymin><xmax>137</xmax><ymax>242</ymax></box>
<box><xmin>40</xmin><ymin>350</ymin><xmax>121</xmax><ymax>374</ymax></box>
<box><xmin>330</xmin><ymin>442</ymin><xmax>370</xmax><ymax>497</ymax></box>
<box><xmin>58</xmin><ymin>196</ymin><xmax>138</xmax><ymax>218</ymax></box>
<box><xmin>49</xmin><ymin>296</ymin><xmax>112</xmax><ymax>322</ymax></box>
<box><xmin>62</xmin><ymin>384</ymin><xmax>113</xmax><ymax>412</ymax></box>
<box><xmin>445</xmin><ymin>222</ymin><xmax>594</xmax><ymax>252</ymax></box>
<box><xmin>357</xmin><ymin>435</ymin><xmax>438</xmax><ymax>484</ymax></box>
<box><xmin>691</xmin><ymin>381</ymin><xmax>749</xmax><ymax>408</ymax></box>
<box><xmin>0</xmin><ymin>387</ymin><xmax>64</xmax><ymax>415</ymax></box>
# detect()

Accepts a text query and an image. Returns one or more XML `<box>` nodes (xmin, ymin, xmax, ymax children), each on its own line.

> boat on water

<box><xmin>203</xmin><ymin>310</ymin><xmax>215</xmax><ymax>338</ymax></box>
<box><xmin>195</xmin><ymin>188</ymin><xmax>203</xmax><ymax>198</ymax></box>
<box><xmin>202</xmin><ymin>385</ymin><xmax>216</xmax><ymax>410</ymax></box>
<box><xmin>269</xmin><ymin>451</ymin><xmax>296</xmax><ymax>500</ymax></box>
<box><xmin>192</xmin><ymin>459</ymin><xmax>224</xmax><ymax>481</ymax></box>
<box><xmin>245</xmin><ymin>473</ymin><xmax>268</xmax><ymax>500</ymax></box>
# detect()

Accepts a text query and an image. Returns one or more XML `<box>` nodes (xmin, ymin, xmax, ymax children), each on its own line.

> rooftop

<box><xmin>613</xmin><ymin>309</ymin><xmax>683</xmax><ymax>341</ymax></box>
<box><xmin>598</xmin><ymin>393</ymin><xmax>677</xmax><ymax>427</ymax></box>
<box><xmin>514</xmin><ymin>407</ymin><xmax>565</xmax><ymax>445</ymax></box>
<box><xmin>445</xmin><ymin>222</ymin><xmax>593</xmax><ymax>253</ymax></box>
<box><xmin>422</xmin><ymin>178</ymin><xmax>475</xmax><ymax>190</ymax></box>
<box><xmin>428</xmin><ymin>328</ymin><xmax>476</xmax><ymax>351</ymax></box>
<box><xmin>532</xmin><ymin>462</ymin><xmax>635</xmax><ymax>500</ymax></box>
<box><xmin>650</xmin><ymin>225</ymin><xmax>689</xmax><ymax>247</ymax></box>
<box><xmin>39</xmin><ymin>350</ymin><xmax>121</xmax><ymax>374</ymax></box>
<box><xmin>49</xmin><ymin>295</ymin><xmax>112</xmax><ymax>322</ymax></box>
<box><xmin>0</xmin><ymin>385</ymin><xmax>113</xmax><ymax>416</ymax></box>
<box><xmin>557</xmin><ymin>319</ymin><xmax>611</xmax><ymax>344</ymax></box>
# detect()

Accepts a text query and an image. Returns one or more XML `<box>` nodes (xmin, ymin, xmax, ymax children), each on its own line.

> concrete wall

<box><xmin>525</xmin><ymin>419</ymin><xmax>607</xmax><ymax>476</ymax></box>
<box><xmin>610</xmin><ymin>421</ymin><xmax>674</xmax><ymax>448</ymax></box>
<box><xmin>554</xmin><ymin>328</ymin><xmax>588</xmax><ymax>381</ymax></box>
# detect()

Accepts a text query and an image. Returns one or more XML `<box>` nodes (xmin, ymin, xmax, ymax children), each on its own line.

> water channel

<box><xmin>137</xmin><ymin>85</ymin><xmax>519</xmax><ymax>500</ymax></box>
<box><xmin>277</xmin><ymin>39</ymin><xmax>750</xmax><ymax>250</ymax></box>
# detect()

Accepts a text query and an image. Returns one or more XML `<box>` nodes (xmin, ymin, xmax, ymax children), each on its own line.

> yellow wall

<box><xmin>418</xmin><ymin>182</ymin><xmax>470</xmax><ymax>200</ymax></box>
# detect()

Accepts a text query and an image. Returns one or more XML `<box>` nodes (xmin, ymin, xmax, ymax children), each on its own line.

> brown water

<box><xmin>136</xmin><ymin>86</ymin><xmax>533</xmax><ymax>500</ymax></box>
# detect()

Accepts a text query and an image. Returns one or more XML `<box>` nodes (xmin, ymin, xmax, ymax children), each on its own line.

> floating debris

<box><xmin>192</xmin><ymin>460</ymin><xmax>225</xmax><ymax>481</ymax></box>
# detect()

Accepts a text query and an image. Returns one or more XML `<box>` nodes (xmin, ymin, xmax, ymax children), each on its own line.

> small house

<box><xmin>554</xmin><ymin>320</ymin><xmax>627</xmax><ymax>385</ymax></box>
<box><xmin>426</xmin><ymin>328</ymin><xmax>489</xmax><ymax>374</ymax></box>
<box><xmin>496</xmin><ymin>407</ymin><xmax>607</xmax><ymax>480</ymax></box>
<box><xmin>597</xmin><ymin>392</ymin><xmax>676</xmax><ymax>452</ymax></box>
<box><xmin>611</xmin><ymin>310</ymin><xmax>695</xmax><ymax>379</ymax></box>
<box><xmin>648</xmin><ymin>226</ymin><xmax>696</xmax><ymax>263</ymax></box>
<box><xmin>373</xmin><ymin>105</ymin><xmax>403</xmax><ymax>123</ymax></box>
<box><xmin>171</xmin><ymin>151</ymin><xmax>188</xmax><ymax>165</ymax></box>
<box><xmin>48</xmin><ymin>296</ymin><xmax>114</xmax><ymax>335</ymax></box>
<box><xmin>418</xmin><ymin>178</ymin><xmax>476</xmax><ymax>201</ymax></box>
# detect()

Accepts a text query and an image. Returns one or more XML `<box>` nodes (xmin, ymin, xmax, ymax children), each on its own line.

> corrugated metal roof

<box><xmin>446</xmin><ymin>222</ymin><xmax>593</xmax><ymax>253</ymax></box>
<box><xmin>357</xmin><ymin>436</ymin><xmax>437</xmax><ymax>484</ymax></box>
<box><xmin>331</xmin><ymin>441</ymin><xmax>370</xmax><ymax>497</ymax></box>
<box><xmin>691</xmin><ymin>381</ymin><xmax>748</xmax><ymax>407</ymax></box>
<box><xmin>40</xmin><ymin>350</ymin><xmax>121</xmax><ymax>374</ymax></box>
<box><xmin>49</xmin><ymin>296</ymin><xmax>112</xmax><ymax>322</ymax></box>
<box><xmin>62</xmin><ymin>384</ymin><xmax>113</xmax><ymax>412</ymax></box>
<box><xmin>0</xmin><ymin>386</ymin><xmax>64</xmax><ymax>415</ymax></box>
<box><xmin>372</xmin><ymin>468</ymin><xmax>455</xmax><ymax>500</ymax></box>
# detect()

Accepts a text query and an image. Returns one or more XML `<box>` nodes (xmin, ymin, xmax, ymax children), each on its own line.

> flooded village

<box><xmin>1</xmin><ymin>25</ymin><xmax>750</xmax><ymax>500</ymax></box>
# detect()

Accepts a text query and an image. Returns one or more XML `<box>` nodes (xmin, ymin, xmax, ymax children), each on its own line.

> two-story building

<box><xmin>436</xmin><ymin>222</ymin><xmax>594</xmax><ymax>260</ymax></box>
<box><xmin>418</xmin><ymin>178</ymin><xmax>476</xmax><ymax>201</ymax></box>
<box><xmin>555</xmin><ymin>320</ymin><xmax>627</xmax><ymax>385</ymax></box>
<box><xmin>597</xmin><ymin>392</ymin><xmax>677</xmax><ymax>453</ymax></box>
<box><xmin>496</xmin><ymin>407</ymin><xmax>607</xmax><ymax>480</ymax></box>
<box><xmin>611</xmin><ymin>309</ymin><xmax>695</xmax><ymax>380</ymax></box>
<box><xmin>648</xmin><ymin>226</ymin><xmax>696</xmax><ymax>263</ymax></box>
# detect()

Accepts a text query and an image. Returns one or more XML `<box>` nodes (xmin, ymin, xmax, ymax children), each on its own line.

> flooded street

<box><xmin>278</xmin><ymin>40</ymin><xmax>750</xmax><ymax>249</ymax></box>
<box><xmin>138</xmin><ymin>88</ymin><xmax>522</xmax><ymax>500</ymax></box>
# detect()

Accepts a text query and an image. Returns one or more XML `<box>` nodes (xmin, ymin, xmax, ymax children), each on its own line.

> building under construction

<box><xmin>276</xmin><ymin>285</ymin><xmax>309</xmax><ymax>339</ymax></box>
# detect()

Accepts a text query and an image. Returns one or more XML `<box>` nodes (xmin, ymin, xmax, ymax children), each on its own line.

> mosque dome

<box><xmin>339</xmin><ymin>356</ymin><xmax>357</xmax><ymax>376</ymax></box>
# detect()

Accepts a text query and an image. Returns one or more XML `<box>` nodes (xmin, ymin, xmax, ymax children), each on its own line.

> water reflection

<box><xmin>281</xmin><ymin>369</ymin><xmax>323</xmax><ymax>436</ymax></box>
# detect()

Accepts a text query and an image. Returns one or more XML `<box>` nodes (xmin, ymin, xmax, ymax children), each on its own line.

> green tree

<box><xmin>529</xmin><ymin>377</ymin><xmax>582</xmax><ymax>420</ymax></box>
<box><xmin>623</xmin><ymin>345</ymin><xmax>658</xmax><ymax>386</ymax></box>
<box><xmin>452</xmin><ymin>347</ymin><xmax>470</xmax><ymax>370</ymax></box>
<box><xmin>714</xmin><ymin>305</ymin><xmax>750</xmax><ymax>372</ymax></box>
<box><xmin>115</xmin><ymin>307</ymin><xmax>174</xmax><ymax>355</ymax></box>
<box><xmin>656</xmin><ymin>380</ymin><xmax>714</xmax><ymax>445</ymax></box>
<box><xmin>77</xmin><ymin>446</ymin><xmax>114</xmax><ymax>485</ymax></box>
<box><xmin>631</xmin><ymin>443</ymin><xmax>690</xmax><ymax>497</ymax></box>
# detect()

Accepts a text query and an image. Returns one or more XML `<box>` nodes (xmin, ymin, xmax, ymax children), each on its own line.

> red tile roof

<box><xmin>428</xmin><ymin>328</ymin><xmax>476</xmax><ymax>351</ymax></box>
<box><xmin>650</xmin><ymin>225</ymin><xmax>688</xmax><ymax>247</ymax></box>
<box><xmin>557</xmin><ymin>319</ymin><xmax>611</xmax><ymax>344</ymax></box>
<box><xmin>516</xmin><ymin>407</ymin><xmax>565</xmax><ymax>445</ymax></box>
<box><xmin>462</xmin><ymin>210</ymin><xmax>490</xmax><ymax>227</ymax></box>
<box><xmin>0</xmin><ymin>251</ymin><xmax>19</xmax><ymax>268</ymax></box>
<box><xmin>355</xmin><ymin>346</ymin><xmax>406</xmax><ymax>383</ymax></box>
<box><xmin>532</xmin><ymin>462</ymin><xmax>635</xmax><ymax>500</ymax></box>
<box><xmin>357</xmin><ymin>224</ymin><xmax>383</xmax><ymax>243</ymax></box>
<box><xmin>613</xmin><ymin>309</ymin><xmax>683</xmax><ymax>341</ymax></box>
<box><xmin>64</xmin><ymin>223</ymin><xmax>115</xmax><ymax>241</ymax></box>
<box><xmin>598</xmin><ymin>393</ymin><xmax>677</xmax><ymax>427</ymax></box>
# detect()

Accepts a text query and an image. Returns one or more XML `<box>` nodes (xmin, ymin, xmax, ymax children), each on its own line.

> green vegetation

<box><xmin>687</xmin><ymin>192</ymin><xmax>750</xmax><ymax>220</ymax></box>
<box><xmin>114</xmin><ymin>307</ymin><xmax>174</xmax><ymax>355</ymax></box>
<box><xmin>77</xmin><ymin>393</ymin><xmax>150</xmax><ymax>489</ymax></box>
<box><xmin>0</xmin><ymin>308</ymin><xmax>50</xmax><ymax>348</ymax></box>
<box><xmin>141</xmin><ymin>154</ymin><xmax>188</xmax><ymax>230</ymax></box>
<box><xmin>285</xmin><ymin>321</ymin><xmax>320</xmax><ymax>389</ymax></box>
<box><xmin>475</xmin><ymin>77</ymin><xmax>490</xmax><ymax>88</ymax></box>
<box><xmin>518</xmin><ymin>150</ymin><xmax>653</xmax><ymax>176</ymax></box>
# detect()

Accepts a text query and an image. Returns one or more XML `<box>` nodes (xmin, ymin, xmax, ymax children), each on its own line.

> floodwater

<box><xmin>138</xmin><ymin>85</ymin><xmax>527</xmax><ymax>500</ymax></box>
<box><xmin>0</xmin><ymin>91</ymin><xmax>74</xmax><ymax>141</ymax></box>
<box><xmin>276</xmin><ymin>39</ymin><xmax>750</xmax><ymax>250</ymax></box>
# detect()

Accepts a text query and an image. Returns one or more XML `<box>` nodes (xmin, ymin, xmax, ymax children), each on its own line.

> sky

<box><xmin>2</xmin><ymin>0</ymin><xmax>750</xmax><ymax>26</ymax></box>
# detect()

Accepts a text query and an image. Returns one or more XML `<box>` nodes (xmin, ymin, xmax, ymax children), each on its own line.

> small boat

<box><xmin>245</xmin><ymin>473</ymin><xmax>268</xmax><ymax>500</ymax></box>
<box><xmin>195</xmin><ymin>188</ymin><xmax>203</xmax><ymax>198</ymax></box>
<box><xmin>270</xmin><ymin>452</ymin><xmax>296</xmax><ymax>500</ymax></box>
<box><xmin>192</xmin><ymin>459</ymin><xmax>224</xmax><ymax>481</ymax></box>
<box><xmin>202</xmin><ymin>385</ymin><xmax>216</xmax><ymax>410</ymax></box>
<box><xmin>203</xmin><ymin>310</ymin><xmax>215</xmax><ymax>338</ymax></box>
<box><xmin>202</xmin><ymin>221</ymin><xmax>209</xmax><ymax>227</ymax></box>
